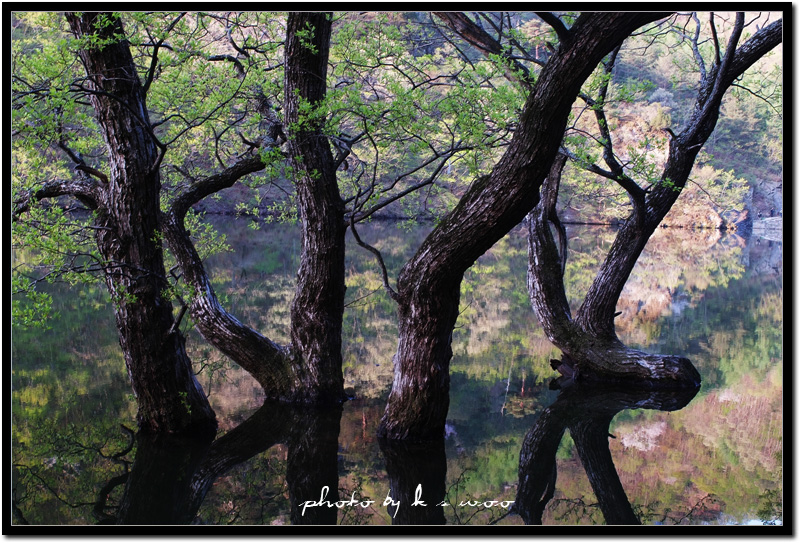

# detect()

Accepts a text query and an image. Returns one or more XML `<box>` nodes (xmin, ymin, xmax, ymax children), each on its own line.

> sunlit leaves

<box><xmin>327</xmin><ymin>12</ymin><xmax>524</xmax><ymax>220</ymax></box>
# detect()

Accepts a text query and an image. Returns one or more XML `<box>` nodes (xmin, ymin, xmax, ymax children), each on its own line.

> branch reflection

<box><xmin>515</xmin><ymin>381</ymin><xmax>699</xmax><ymax>525</ymax></box>
<box><xmin>115</xmin><ymin>401</ymin><xmax>342</xmax><ymax>525</ymax></box>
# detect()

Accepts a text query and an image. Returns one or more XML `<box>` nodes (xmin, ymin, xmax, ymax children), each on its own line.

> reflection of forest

<box><xmin>11</xmin><ymin>220</ymin><xmax>782</xmax><ymax>525</ymax></box>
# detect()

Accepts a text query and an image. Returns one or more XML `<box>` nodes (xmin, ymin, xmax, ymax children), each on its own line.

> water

<box><xmin>10</xmin><ymin>219</ymin><xmax>783</xmax><ymax>526</ymax></box>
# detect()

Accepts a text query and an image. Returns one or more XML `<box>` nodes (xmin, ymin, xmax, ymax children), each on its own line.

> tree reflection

<box><xmin>379</xmin><ymin>438</ymin><xmax>447</xmax><ymax>525</ymax></box>
<box><xmin>515</xmin><ymin>376</ymin><xmax>698</xmax><ymax>525</ymax></box>
<box><xmin>111</xmin><ymin>401</ymin><xmax>342</xmax><ymax>524</ymax></box>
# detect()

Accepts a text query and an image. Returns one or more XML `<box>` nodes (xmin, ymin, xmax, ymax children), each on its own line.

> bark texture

<box><xmin>65</xmin><ymin>12</ymin><xmax>216</xmax><ymax>436</ymax></box>
<box><xmin>378</xmin><ymin>12</ymin><xmax>672</xmax><ymax>441</ymax></box>
<box><xmin>284</xmin><ymin>12</ymin><xmax>347</xmax><ymax>404</ymax></box>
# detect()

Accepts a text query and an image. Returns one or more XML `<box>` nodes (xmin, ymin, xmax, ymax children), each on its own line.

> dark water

<box><xmin>10</xmin><ymin>219</ymin><xmax>783</xmax><ymax>526</ymax></box>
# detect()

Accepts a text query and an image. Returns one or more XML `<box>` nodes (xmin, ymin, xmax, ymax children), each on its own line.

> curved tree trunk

<box><xmin>162</xmin><ymin>197</ymin><xmax>298</xmax><ymax>399</ymax></box>
<box><xmin>527</xmin><ymin>154</ymin><xmax>701</xmax><ymax>387</ymax></box>
<box><xmin>378</xmin><ymin>12</ymin><xmax>671</xmax><ymax>441</ymax></box>
<box><xmin>161</xmin><ymin>12</ymin><xmax>346</xmax><ymax>405</ymax></box>
<box><xmin>65</xmin><ymin>12</ymin><xmax>216</xmax><ymax>436</ymax></box>
<box><xmin>527</xmin><ymin>15</ymin><xmax>781</xmax><ymax>388</ymax></box>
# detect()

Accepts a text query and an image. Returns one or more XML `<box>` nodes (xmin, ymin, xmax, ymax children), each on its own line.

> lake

<box><xmin>10</xmin><ymin>218</ymin><xmax>783</xmax><ymax>527</ymax></box>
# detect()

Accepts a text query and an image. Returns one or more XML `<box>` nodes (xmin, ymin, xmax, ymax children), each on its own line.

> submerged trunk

<box><xmin>66</xmin><ymin>13</ymin><xmax>216</xmax><ymax>436</ymax></box>
<box><xmin>380</xmin><ymin>438</ymin><xmax>447</xmax><ymax>525</ymax></box>
<box><xmin>527</xmin><ymin>153</ymin><xmax>700</xmax><ymax>387</ymax></box>
<box><xmin>285</xmin><ymin>12</ymin><xmax>347</xmax><ymax>404</ymax></box>
<box><xmin>379</xmin><ymin>13</ymin><xmax>671</xmax><ymax>441</ymax></box>
<box><xmin>161</xmin><ymin>12</ymin><xmax>346</xmax><ymax>405</ymax></box>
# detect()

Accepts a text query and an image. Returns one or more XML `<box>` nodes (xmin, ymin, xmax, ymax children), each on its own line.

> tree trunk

<box><xmin>65</xmin><ymin>12</ymin><xmax>216</xmax><ymax>436</ymax></box>
<box><xmin>527</xmin><ymin>153</ymin><xmax>701</xmax><ymax>387</ymax></box>
<box><xmin>379</xmin><ymin>438</ymin><xmax>447</xmax><ymax>524</ymax></box>
<box><xmin>116</xmin><ymin>433</ymin><xmax>212</xmax><ymax>524</ymax></box>
<box><xmin>284</xmin><ymin>12</ymin><xmax>347</xmax><ymax>404</ymax></box>
<box><xmin>379</xmin><ymin>13</ymin><xmax>671</xmax><ymax>441</ymax></box>
<box><xmin>160</xmin><ymin>12</ymin><xmax>347</xmax><ymax>405</ymax></box>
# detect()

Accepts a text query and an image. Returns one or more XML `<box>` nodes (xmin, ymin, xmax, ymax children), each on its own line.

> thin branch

<box><xmin>709</xmin><ymin>12</ymin><xmax>721</xmax><ymax>65</ymax></box>
<box><xmin>689</xmin><ymin>13</ymin><xmax>707</xmax><ymax>80</ymax></box>
<box><xmin>352</xmin><ymin>150</ymin><xmax>458</xmax><ymax>222</ymax></box>
<box><xmin>143</xmin><ymin>12</ymin><xmax>187</xmax><ymax>94</ymax></box>
<box><xmin>349</xmin><ymin>194</ymin><xmax>399</xmax><ymax>302</ymax></box>
<box><xmin>729</xmin><ymin>81</ymin><xmax>782</xmax><ymax>114</ymax></box>
<box><xmin>434</xmin><ymin>12</ymin><xmax>534</xmax><ymax>91</ymax></box>
<box><xmin>57</xmin><ymin>141</ymin><xmax>109</xmax><ymax>184</ymax></box>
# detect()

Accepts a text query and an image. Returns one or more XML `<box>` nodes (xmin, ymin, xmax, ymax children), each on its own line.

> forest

<box><xmin>11</xmin><ymin>11</ymin><xmax>783</xmax><ymax>527</ymax></box>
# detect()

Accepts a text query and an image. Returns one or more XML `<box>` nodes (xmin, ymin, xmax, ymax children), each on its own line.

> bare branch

<box><xmin>56</xmin><ymin>141</ymin><xmax>109</xmax><ymax>184</ymax></box>
<box><xmin>709</xmin><ymin>12</ymin><xmax>721</xmax><ymax>65</ymax></box>
<box><xmin>143</xmin><ymin>12</ymin><xmax>187</xmax><ymax>94</ymax></box>
<box><xmin>434</xmin><ymin>12</ymin><xmax>534</xmax><ymax>91</ymax></box>
<box><xmin>689</xmin><ymin>13</ymin><xmax>707</xmax><ymax>79</ymax></box>
<box><xmin>349</xmin><ymin>210</ymin><xmax>399</xmax><ymax>302</ymax></box>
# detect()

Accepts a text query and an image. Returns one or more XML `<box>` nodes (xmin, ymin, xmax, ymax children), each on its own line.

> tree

<box><xmin>377</xmin><ymin>12</ymin><xmax>672</xmax><ymax>441</ymax></box>
<box><xmin>422</xmin><ymin>11</ymin><xmax>781</xmax><ymax>387</ymax></box>
<box><xmin>525</xmin><ymin>12</ymin><xmax>782</xmax><ymax>385</ymax></box>
<box><xmin>13</xmin><ymin>12</ymin><xmax>217</xmax><ymax>436</ymax></box>
<box><xmin>160</xmin><ymin>12</ymin><xmax>348</xmax><ymax>404</ymax></box>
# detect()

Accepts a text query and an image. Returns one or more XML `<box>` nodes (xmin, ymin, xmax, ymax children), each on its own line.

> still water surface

<box><xmin>11</xmin><ymin>220</ymin><xmax>783</xmax><ymax>526</ymax></box>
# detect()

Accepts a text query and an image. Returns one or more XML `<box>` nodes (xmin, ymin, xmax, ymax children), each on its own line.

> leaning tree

<box><xmin>524</xmin><ymin>12</ymin><xmax>782</xmax><ymax>385</ymax></box>
<box><xmin>13</xmin><ymin>12</ymin><xmax>219</xmax><ymax>435</ymax></box>
<box><xmin>376</xmin><ymin>12</ymin><xmax>673</xmax><ymax>441</ymax></box>
<box><xmin>422</xmin><ymin>11</ymin><xmax>781</xmax><ymax>389</ymax></box>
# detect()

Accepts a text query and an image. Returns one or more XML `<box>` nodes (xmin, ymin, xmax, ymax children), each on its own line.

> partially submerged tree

<box><xmin>13</xmin><ymin>12</ymin><xmax>217</xmax><ymax>435</ymax></box>
<box><xmin>525</xmin><ymin>12</ymin><xmax>782</xmax><ymax>385</ymax></box>
<box><xmin>161</xmin><ymin>12</ymin><xmax>348</xmax><ymax>404</ymax></box>
<box><xmin>377</xmin><ymin>12</ymin><xmax>672</xmax><ymax>441</ymax></box>
<box><xmin>159</xmin><ymin>11</ymin><xmax>521</xmax><ymax>405</ymax></box>
<box><xmin>423</xmin><ymin>11</ymin><xmax>781</xmax><ymax>389</ymax></box>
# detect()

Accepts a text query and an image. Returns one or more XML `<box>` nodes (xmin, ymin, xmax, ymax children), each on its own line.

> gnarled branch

<box><xmin>13</xmin><ymin>178</ymin><xmax>103</xmax><ymax>221</ymax></box>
